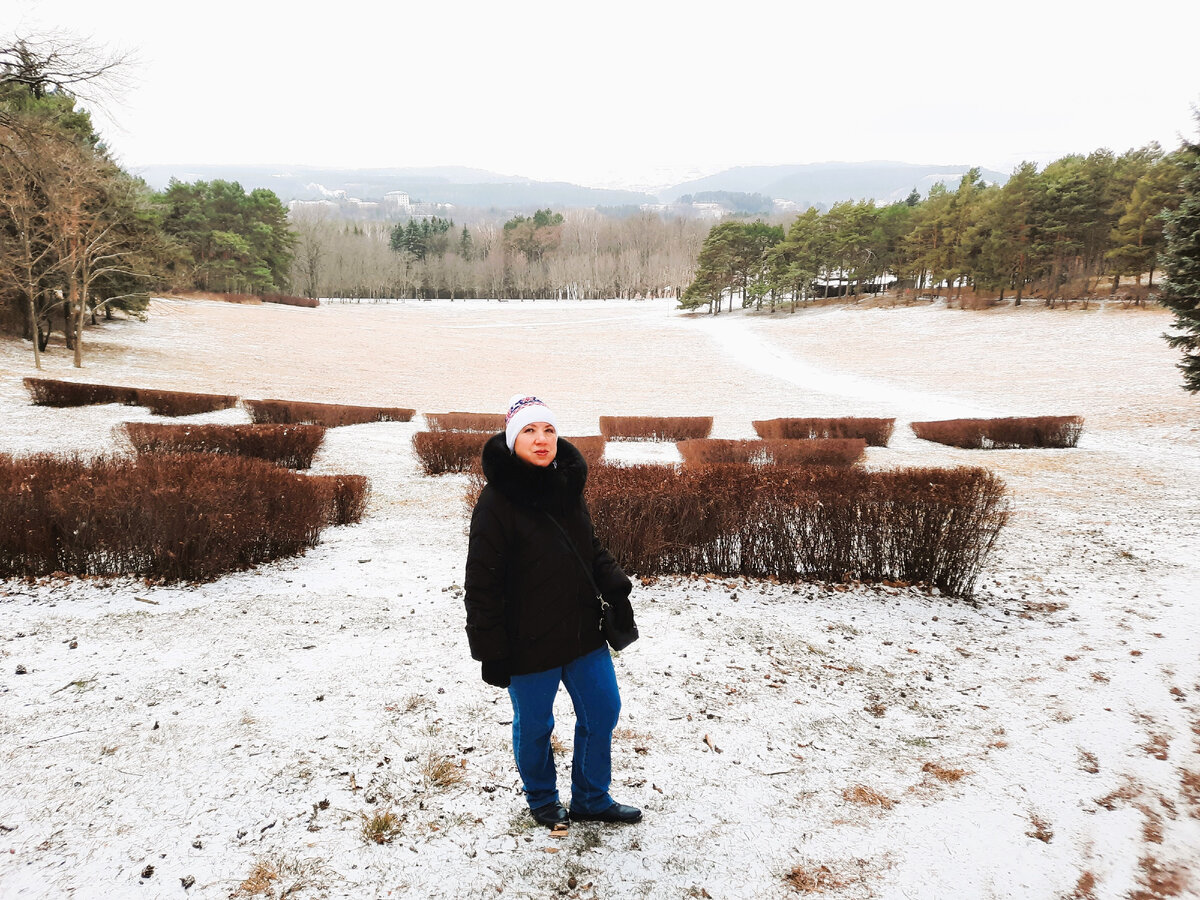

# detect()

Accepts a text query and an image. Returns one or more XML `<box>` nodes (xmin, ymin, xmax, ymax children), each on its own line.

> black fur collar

<box><xmin>480</xmin><ymin>431</ymin><xmax>587</xmax><ymax>513</ymax></box>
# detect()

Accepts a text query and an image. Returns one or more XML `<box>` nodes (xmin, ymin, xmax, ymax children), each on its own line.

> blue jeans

<box><xmin>507</xmin><ymin>646</ymin><xmax>621</xmax><ymax>815</ymax></box>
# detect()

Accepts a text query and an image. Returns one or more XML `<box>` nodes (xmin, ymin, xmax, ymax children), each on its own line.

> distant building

<box><xmin>384</xmin><ymin>191</ymin><xmax>412</xmax><ymax>212</ymax></box>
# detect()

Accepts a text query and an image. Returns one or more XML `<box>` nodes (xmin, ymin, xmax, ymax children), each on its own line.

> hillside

<box><xmin>134</xmin><ymin>161</ymin><xmax>1013</xmax><ymax>213</ymax></box>
<box><xmin>661</xmin><ymin>161</ymin><xmax>1012</xmax><ymax>206</ymax></box>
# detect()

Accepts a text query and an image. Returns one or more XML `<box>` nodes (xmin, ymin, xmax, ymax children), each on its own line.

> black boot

<box><xmin>530</xmin><ymin>802</ymin><xmax>570</xmax><ymax>827</ymax></box>
<box><xmin>571</xmin><ymin>803</ymin><xmax>642</xmax><ymax>824</ymax></box>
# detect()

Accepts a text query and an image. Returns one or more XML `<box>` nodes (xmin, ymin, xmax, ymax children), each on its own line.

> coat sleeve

<box><xmin>463</xmin><ymin>490</ymin><xmax>511</xmax><ymax>662</ymax></box>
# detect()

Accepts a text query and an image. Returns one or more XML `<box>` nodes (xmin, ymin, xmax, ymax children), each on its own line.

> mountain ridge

<box><xmin>133</xmin><ymin>161</ymin><xmax>1012</xmax><ymax>212</ymax></box>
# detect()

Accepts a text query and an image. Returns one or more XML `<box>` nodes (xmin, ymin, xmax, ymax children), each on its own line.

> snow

<box><xmin>1</xmin><ymin>297</ymin><xmax>1198</xmax><ymax>899</ymax></box>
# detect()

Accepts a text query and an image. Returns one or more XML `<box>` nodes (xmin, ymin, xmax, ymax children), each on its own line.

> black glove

<box><xmin>481</xmin><ymin>659</ymin><xmax>511</xmax><ymax>688</ymax></box>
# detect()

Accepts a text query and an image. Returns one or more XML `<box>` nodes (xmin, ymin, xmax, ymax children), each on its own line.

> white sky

<box><xmin>5</xmin><ymin>0</ymin><xmax>1199</xmax><ymax>190</ymax></box>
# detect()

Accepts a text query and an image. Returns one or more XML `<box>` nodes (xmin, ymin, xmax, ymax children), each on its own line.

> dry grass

<box><xmin>1025</xmin><ymin>813</ymin><xmax>1054</xmax><ymax>843</ymax></box>
<box><xmin>1096</xmin><ymin>778</ymin><xmax>1141</xmax><ymax>811</ymax></box>
<box><xmin>842</xmin><ymin>784</ymin><xmax>895</xmax><ymax>810</ymax></box>
<box><xmin>1139</xmin><ymin>803</ymin><xmax>1165</xmax><ymax>844</ymax></box>
<box><xmin>921</xmin><ymin>761</ymin><xmax>969</xmax><ymax>783</ymax></box>
<box><xmin>361</xmin><ymin>809</ymin><xmax>404</xmax><ymax>845</ymax></box>
<box><xmin>1144</xmin><ymin>734</ymin><xmax>1170</xmax><ymax>760</ymax></box>
<box><xmin>231</xmin><ymin>856</ymin><xmax>319</xmax><ymax>897</ymax></box>
<box><xmin>1181</xmin><ymin>770</ymin><xmax>1200</xmax><ymax>817</ymax></box>
<box><xmin>233</xmin><ymin>860</ymin><xmax>280</xmax><ymax>896</ymax></box>
<box><xmin>1130</xmin><ymin>857</ymin><xmax>1191</xmax><ymax>899</ymax></box>
<box><xmin>421</xmin><ymin>751</ymin><xmax>466</xmax><ymax>789</ymax></box>
<box><xmin>784</xmin><ymin>864</ymin><xmax>860</xmax><ymax>894</ymax></box>
<box><xmin>1070</xmin><ymin>871</ymin><xmax>1097</xmax><ymax>900</ymax></box>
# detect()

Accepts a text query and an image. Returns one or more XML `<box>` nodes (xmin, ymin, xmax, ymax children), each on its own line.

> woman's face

<box><xmin>513</xmin><ymin>421</ymin><xmax>558</xmax><ymax>467</ymax></box>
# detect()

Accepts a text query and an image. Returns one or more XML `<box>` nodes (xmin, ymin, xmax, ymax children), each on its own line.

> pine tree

<box><xmin>1159</xmin><ymin>130</ymin><xmax>1200</xmax><ymax>392</ymax></box>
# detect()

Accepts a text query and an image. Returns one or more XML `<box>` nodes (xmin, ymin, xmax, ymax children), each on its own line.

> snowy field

<box><xmin>1</xmin><ymin>297</ymin><xmax>1197</xmax><ymax>899</ymax></box>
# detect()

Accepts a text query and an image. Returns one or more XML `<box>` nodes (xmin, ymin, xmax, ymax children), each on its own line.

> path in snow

<box><xmin>687</xmin><ymin>315</ymin><xmax>991</xmax><ymax>422</ymax></box>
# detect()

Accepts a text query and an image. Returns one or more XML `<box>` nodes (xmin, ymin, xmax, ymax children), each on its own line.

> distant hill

<box><xmin>133</xmin><ymin>161</ymin><xmax>1013</xmax><ymax>215</ymax></box>
<box><xmin>134</xmin><ymin>164</ymin><xmax>655</xmax><ymax>211</ymax></box>
<box><xmin>661</xmin><ymin>161</ymin><xmax>1011</xmax><ymax>207</ymax></box>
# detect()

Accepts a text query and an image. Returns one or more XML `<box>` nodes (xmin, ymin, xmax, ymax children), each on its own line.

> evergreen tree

<box><xmin>1159</xmin><ymin>130</ymin><xmax>1200</xmax><ymax>392</ymax></box>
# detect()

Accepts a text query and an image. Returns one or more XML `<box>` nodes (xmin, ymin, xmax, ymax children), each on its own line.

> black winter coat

<box><xmin>463</xmin><ymin>433</ymin><xmax>634</xmax><ymax>676</ymax></box>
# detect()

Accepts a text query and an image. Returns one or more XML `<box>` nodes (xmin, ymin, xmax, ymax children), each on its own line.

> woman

<box><xmin>463</xmin><ymin>394</ymin><xmax>641</xmax><ymax>827</ymax></box>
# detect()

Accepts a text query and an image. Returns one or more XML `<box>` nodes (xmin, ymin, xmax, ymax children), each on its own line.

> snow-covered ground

<box><xmin>1</xmin><ymin>297</ymin><xmax>1197</xmax><ymax>899</ymax></box>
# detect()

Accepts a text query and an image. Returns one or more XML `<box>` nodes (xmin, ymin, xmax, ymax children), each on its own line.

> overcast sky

<box><xmin>6</xmin><ymin>0</ymin><xmax>1199</xmax><ymax>190</ymax></box>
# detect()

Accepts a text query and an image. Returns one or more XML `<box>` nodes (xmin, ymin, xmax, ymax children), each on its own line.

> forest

<box><xmin>681</xmin><ymin>151</ymin><xmax>1185</xmax><ymax>314</ymax></box>
<box><xmin>0</xmin><ymin>38</ymin><xmax>295</xmax><ymax>368</ymax></box>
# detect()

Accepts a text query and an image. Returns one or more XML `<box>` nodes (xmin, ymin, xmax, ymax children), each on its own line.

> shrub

<box><xmin>413</xmin><ymin>431</ymin><xmax>490</xmax><ymax>475</ymax></box>
<box><xmin>677</xmin><ymin>438</ymin><xmax>865</xmax><ymax>468</ymax></box>
<box><xmin>23</xmin><ymin>379</ymin><xmax>239</xmax><ymax>417</ymax></box>
<box><xmin>911</xmin><ymin>416</ymin><xmax>1084</xmax><ymax>449</ymax></box>
<box><xmin>752</xmin><ymin>417</ymin><xmax>895</xmax><ymax>447</ymax></box>
<box><xmin>599</xmin><ymin>415</ymin><xmax>713</xmax><ymax>442</ymax></box>
<box><xmin>120</xmin><ymin>423</ymin><xmax>326</xmax><ymax>469</ymax></box>
<box><xmin>0</xmin><ymin>452</ymin><xmax>368</xmax><ymax>582</ymax></box>
<box><xmin>24</xmin><ymin>377</ymin><xmax>139</xmax><ymax>407</ymax></box>
<box><xmin>261</xmin><ymin>293</ymin><xmax>319</xmax><ymax>308</ymax></box>
<box><xmin>568</xmin><ymin>435</ymin><xmax>606</xmax><ymax>469</ymax></box>
<box><xmin>424</xmin><ymin>412</ymin><xmax>505</xmax><ymax>433</ymax></box>
<box><xmin>134</xmin><ymin>388</ymin><xmax>240</xmax><ymax>417</ymax></box>
<box><xmin>311</xmin><ymin>473</ymin><xmax>370</xmax><ymax>525</ymax></box>
<box><xmin>245</xmin><ymin>399</ymin><xmax>415</xmax><ymax>427</ymax></box>
<box><xmin>172</xmin><ymin>290</ymin><xmax>318</xmax><ymax>308</ymax></box>
<box><xmin>585</xmin><ymin>464</ymin><xmax>1009</xmax><ymax>599</ymax></box>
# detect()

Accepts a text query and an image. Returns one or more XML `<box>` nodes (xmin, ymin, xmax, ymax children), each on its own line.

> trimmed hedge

<box><xmin>911</xmin><ymin>416</ymin><xmax>1084</xmax><ymax>449</ymax></box>
<box><xmin>120</xmin><ymin>423</ymin><xmax>327</xmax><ymax>469</ymax></box>
<box><xmin>262</xmin><ymin>293</ymin><xmax>319</xmax><ymax>308</ymax></box>
<box><xmin>677</xmin><ymin>438</ymin><xmax>865</xmax><ymax>468</ymax></box>
<box><xmin>23</xmin><ymin>378</ymin><xmax>238</xmax><ymax>417</ymax></box>
<box><xmin>245</xmin><ymin>399</ymin><xmax>415</xmax><ymax>427</ymax></box>
<box><xmin>425</xmin><ymin>412</ymin><xmax>506</xmax><ymax>432</ymax></box>
<box><xmin>568</xmin><ymin>435</ymin><xmax>606</xmax><ymax>469</ymax></box>
<box><xmin>173</xmin><ymin>291</ymin><xmax>319</xmax><ymax>308</ymax></box>
<box><xmin>586</xmin><ymin>464</ymin><xmax>1009</xmax><ymax>599</ymax></box>
<box><xmin>312</xmin><ymin>473</ymin><xmax>370</xmax><ymax>525</ymax></box>
<box><xmin>134</xmin><ymin>388</ymin><xmax>239</xmax><ymax>417</ymax></box>
<box><xmin>24</xmin><ymin>377</ymin><xmax>139</xmax><ymax>407</ymax></box>
<box><xmin>599</xmin><ymin>415</ymin><xmax>713</xmax><ymax>442</ymax></box>
<box><xmin>413</xmin><ymin>431</ymin><xmax>490</xmax><ymax>475</ymax></box>
<box><xmin>0</xmin><ymin>452</ymin><xmax>369</xmax><ymax>582</ymax></box>
<box><xmin>752</xmin><ymin>417</ymin><xmax>895</xmax><ymax>447</ymax></box>
<box><xmin>418</xmin><ymin>433</ymin><xmax>604</xmax><ymax>477</ymax></box>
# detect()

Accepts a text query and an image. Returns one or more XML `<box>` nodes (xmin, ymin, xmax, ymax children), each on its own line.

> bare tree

<box><xmin>1</xmin><ymin>33</ymin><xmax>131</xmax><ymax>106</ymax></box>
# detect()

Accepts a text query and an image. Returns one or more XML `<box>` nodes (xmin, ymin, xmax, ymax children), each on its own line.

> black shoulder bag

<box><xmin>541</xmin><ymin>512</ymin><xmax>639</xmax><ymax>652</ymax></box>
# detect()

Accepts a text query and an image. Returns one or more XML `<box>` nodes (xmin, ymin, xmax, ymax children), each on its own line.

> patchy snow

<box><xmin>1</xmin><ymin>297</ymin><xmax>1198</xmax><ymax>899</ymax></box>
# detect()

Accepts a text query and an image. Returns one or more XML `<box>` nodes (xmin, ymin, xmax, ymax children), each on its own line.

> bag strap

<box><xmin>540</xmin><ymin>511</ymin><xmax>609</xmax><ymax>613</ymax></box>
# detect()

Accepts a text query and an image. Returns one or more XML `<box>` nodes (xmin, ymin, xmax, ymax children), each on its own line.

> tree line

<box><xmin>0</xmin><ymin>37</ymin><xmax>295</xmax><ymax>367</ymax></box>
<box><xmin>290</xmin><ymin>206</ymin><xmax>709</xmax><ymax>301</ymax></box>
<box><xmin>683</xmin><ymin>147</ymin><xmax>1187</xmax><ymax>315</ymax></box>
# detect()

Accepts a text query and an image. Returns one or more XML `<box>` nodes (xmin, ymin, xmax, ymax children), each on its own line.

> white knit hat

<box><xmin>505</xmin><ymin>394</ymin><xmax>557</xmax><ymax>451</ymax></box>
